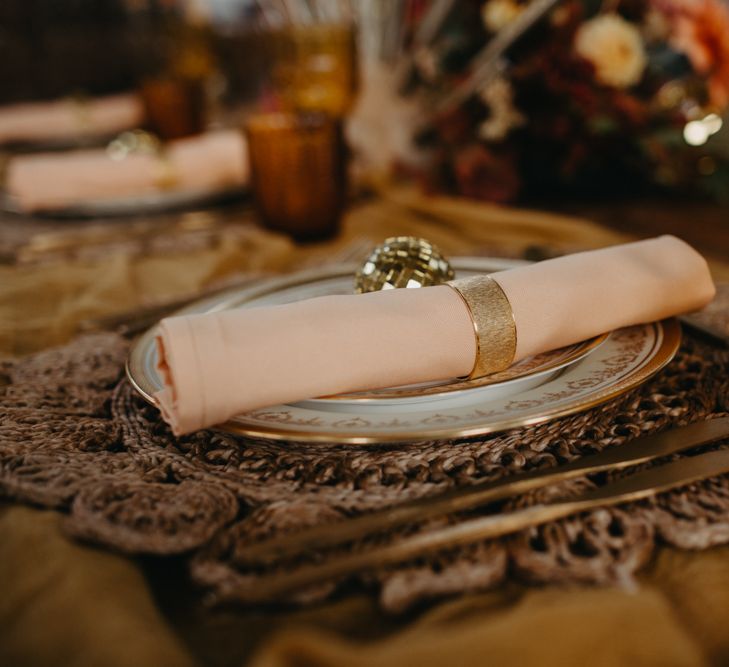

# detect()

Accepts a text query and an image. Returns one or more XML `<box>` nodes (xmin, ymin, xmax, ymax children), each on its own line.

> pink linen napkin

<box><xmin>5</xmin><ymin>130</ymin><xmax>248</xmax><ymax>212</ymax></box>
<box><xmin>155</xmin><ymin>236</ymin><xmax>715</xmax><ymax>435</ymax></box>
<box><xmin>0</xmin><ymin>93</ymin><xmax>144</xmax><ymax>145</ymax></box>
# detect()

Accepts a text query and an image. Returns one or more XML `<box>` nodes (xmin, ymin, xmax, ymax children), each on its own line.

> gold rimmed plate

<box><xmin>127</xmin><ymin>258</ymin><xmax>681</xmax><ymax>444</ymax></box>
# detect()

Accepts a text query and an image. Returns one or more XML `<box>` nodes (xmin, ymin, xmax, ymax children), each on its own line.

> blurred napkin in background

<box><xmin>5</xmin><ymin>130</ymin><xmax>248</xmax><ymax>212</ymax></box>
<box><xmin>0</xmin><ymin>92</ymin><xmax>144</xmax><ymax>146</ymax></box>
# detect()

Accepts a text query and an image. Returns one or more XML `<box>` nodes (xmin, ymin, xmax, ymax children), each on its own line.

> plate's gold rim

<box><xmin>126</xmin><ymin>260</ymin><xmax>681</xmax><ymax>446</ymax></box>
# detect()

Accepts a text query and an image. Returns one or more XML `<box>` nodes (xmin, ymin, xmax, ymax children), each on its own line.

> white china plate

<box><xmin>127</xmin><ymin>258</ymin><xmax>680</xmax><ymax>444</ymax></box>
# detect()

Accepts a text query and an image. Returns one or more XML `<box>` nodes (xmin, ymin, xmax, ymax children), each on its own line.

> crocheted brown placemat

<box><xmin>1</xmin><ymin>287</ymin><xmax>728</xmax><ymax>613</ymax></box>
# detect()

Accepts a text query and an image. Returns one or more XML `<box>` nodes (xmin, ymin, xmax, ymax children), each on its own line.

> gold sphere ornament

<box><xmin>355</xmin><ymin>236</ymin><xmax>455</xmax><ymax>293</ymax></box>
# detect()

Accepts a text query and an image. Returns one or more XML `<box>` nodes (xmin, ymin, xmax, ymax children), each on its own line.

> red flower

<box><xmin>453</xmin><ymin>145</ymin><xmax>520</xmax><ymax>202</ymax></box>
<box><xmin>434</xmin><ymin>106</ymin><xmax>474</xmax><ymax>145</ymax></box>
<box><xmin>657</xmin><ymin>0</ymin><xmax>729</xmax><ymax>109</ymax></box>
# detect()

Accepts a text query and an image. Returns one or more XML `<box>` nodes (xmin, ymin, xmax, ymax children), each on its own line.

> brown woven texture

<box><xmin>1</xmin><ymin>287</ymin><xmax>729</xmax><ymax>613</ymax></box>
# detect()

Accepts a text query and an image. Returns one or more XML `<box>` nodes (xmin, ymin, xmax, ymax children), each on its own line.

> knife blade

<box><xmin>231</xmin><ymin>446</ymin><xmax>729</xmax><ymax>602</ymax></box>
<box><xmin>235</xmin><ymin>417</ymin><xmax>729</xmax><ymax>566</ymax></box>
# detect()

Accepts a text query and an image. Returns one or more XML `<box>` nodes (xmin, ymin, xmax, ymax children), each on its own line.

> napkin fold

<box><xmin>0</xmin><ymin>93</ymin><xmax>144</xmax><ymax>145</ymax></box>
<box><xmin>155</xmin><ymin>236</ymin><xmax>715</xmax><ymax>435</ymax></box>
<box><xmin>5</xmin><ymin>130</ymin><xmax>248</xmax><ymax>212</ymax></box>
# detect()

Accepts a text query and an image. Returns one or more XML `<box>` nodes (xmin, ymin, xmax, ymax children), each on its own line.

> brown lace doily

<box><xmin>1</xmin><ymin>287</ymin><xmax>729</xmax><ymax>613</ymax></box>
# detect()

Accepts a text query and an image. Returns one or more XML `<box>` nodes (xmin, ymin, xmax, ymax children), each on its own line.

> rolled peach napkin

<box><xmin>5</xmin><ymin>130</ymin><xmax>248</xmax><ymax>212</ymax></box>
<box><xmin>0</xmin><ymin>93</ymin><xmax>144</xmax><ymax>145</ymax></box>
<box><xmin>155</xmin><ymin>236</ymin><xmax>715</xmax><ymax>435</ymax></box>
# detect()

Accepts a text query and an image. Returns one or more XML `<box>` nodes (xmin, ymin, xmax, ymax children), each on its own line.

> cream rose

<box><xmin>481</xmin><ymin>0</ymin><xmax>524</xmax><ymax>32</ymax></box>
<box><xmin>574</xmin><ymin>14</ymin><xmax>647</xmax><ymax>88</ymax></box>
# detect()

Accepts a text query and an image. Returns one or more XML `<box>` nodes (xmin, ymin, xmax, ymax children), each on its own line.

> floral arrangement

<box><xmin>411</xmin><ymin>0</ymin><xmax>729</xmax><ymax>202</ymax></box>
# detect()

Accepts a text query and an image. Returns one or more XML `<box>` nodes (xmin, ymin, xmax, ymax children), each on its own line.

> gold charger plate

<box><xmin>127</xmin><ymin>258</ymin><xmax>681</xmax><ymax>444</ymax></box>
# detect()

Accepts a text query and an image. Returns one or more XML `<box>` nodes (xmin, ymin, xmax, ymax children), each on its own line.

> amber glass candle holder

<box><xmin>245</xmin><ymin>112</ymin><xmax>346</xmax><ymax>241</ymax></box>
<box><xmin>140</xmin><ymin>76</ymin><xmax>206</xmax><ymax>141</ymax></box>
<box><xmin>268</xmin><ymin>23</ymin><xmax>358</xmax><ymax>117</ymax></box>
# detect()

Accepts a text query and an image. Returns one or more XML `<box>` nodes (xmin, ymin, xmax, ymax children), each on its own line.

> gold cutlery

<box><xmin>234</xmin><ymin>418</ymin><xmax>729</xmax><ymax>567</ymax></box>
<box><xmin>233</xmin><ymin>445</ymin><xmax>729</xmax><ymax>602</ymax></box>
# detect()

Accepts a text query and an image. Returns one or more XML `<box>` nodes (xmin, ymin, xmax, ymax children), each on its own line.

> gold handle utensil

<box><xmin>235</xmin><ymin>417</ymin><xmax>729</xmax><ymax>566</ymax></box>
<box><xmin>227</xmin><ymin>441</ymin><xmax>729</xmax><ymax>603</ymax></box>
<box><xmin>234</xmin><ymin>446</ymin><xmax>729</xmax><ymax>602</ymax></box>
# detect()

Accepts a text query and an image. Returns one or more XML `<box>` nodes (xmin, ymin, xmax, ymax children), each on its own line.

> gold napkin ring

<box><xmin>68</xmin><ymin>95</ymin><xmax>93</xmax><ymax>134</ymax></box>
<box><xmin>152</xmin><ymin>152</ymin><xmax>178</xmax><ymax>190</ymax></box>
<box><xmin>447</xmin><ymin>275</ymin><xmax>517</xmax><ymax>379</ymax></box>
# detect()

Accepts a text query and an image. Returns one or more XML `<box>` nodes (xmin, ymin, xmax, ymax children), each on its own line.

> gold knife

<box><xmin>229</xmin><ymin>445</ymin><xmax>729</xmax><ymax>602</ymax></box>
<box><xmin>235</xmin><ymin>417</ymin><xmax>729</xmax><ymax>566</ymax></box>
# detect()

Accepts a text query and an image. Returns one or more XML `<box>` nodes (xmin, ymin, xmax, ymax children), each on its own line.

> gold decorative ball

<box><xmin>355</xmin><ymin>236</ymin><xmax>455</xmax><ymax>293</ymax></box>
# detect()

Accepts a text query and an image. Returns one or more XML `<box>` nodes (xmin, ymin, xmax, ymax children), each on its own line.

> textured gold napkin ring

<box><xmin>68</xmin><ymin>95</ymin><xmax>93</xmax><ymax>134</ymax></box>
<box><xmin>152</xmin><ymin>153</ymin><xmax>178</xmax><ymax>190</ymax></box>
<box><xmin>447</xmin><ymin>275</ymin><xmax>517</xmax><ymax>379</ymax></box>
<box><xmin>0</xmin><ymin>152</ymin><xmax>9</xmax><ymax>189</ymax></box>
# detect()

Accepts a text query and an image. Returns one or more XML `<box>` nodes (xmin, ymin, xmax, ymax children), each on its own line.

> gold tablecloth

<box><xmin>2</xmin><ymin>190</ymin><xmax>729</xmax><ymax>667</ymax></box>
<box><xmin>1</xmin><ymin>187</ymin><xmax>638</xmax><ymax>355</ymax></box>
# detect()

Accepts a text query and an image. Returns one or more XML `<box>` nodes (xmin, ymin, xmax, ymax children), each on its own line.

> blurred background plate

<box><xmin>0</xmin><ymin>185</ymin><xmax>246</xmax><ymax>219</ymax></box>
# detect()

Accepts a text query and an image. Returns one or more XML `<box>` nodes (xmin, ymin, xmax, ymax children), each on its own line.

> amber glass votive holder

<box><xmin>140</xmin><ymin>76</ymin><xmax>206</xmax><ymax>141</ymax></box>
<box><xmin>268</xmin><ymin>23</ymin><xmax>358</xmax><ymax>117</ymax></box>
<box><xmin>245</xmin><ymin>112</ymin><xmax>346</xmax><ymax>241</ymax></box>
